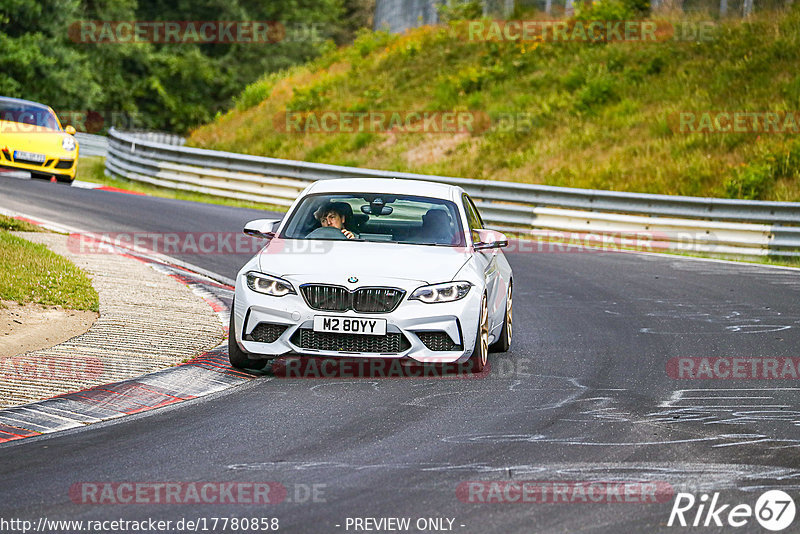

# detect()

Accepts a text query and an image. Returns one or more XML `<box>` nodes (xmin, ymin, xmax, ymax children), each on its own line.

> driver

<box><xmin>313</xmin><ymin>202</ymin><xmax>356</xmax><ymax>239</ymax></box>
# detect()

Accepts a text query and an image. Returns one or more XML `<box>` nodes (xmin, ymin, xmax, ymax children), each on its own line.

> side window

<box><xmin>462</xmin><ymin>194</ymin><xmax>484</xmax><ymax>231</ymax></box>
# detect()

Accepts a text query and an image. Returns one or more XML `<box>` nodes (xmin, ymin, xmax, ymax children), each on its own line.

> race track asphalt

<box><xmin>1</xmin><ymin>177</ymin><xmax>799</xmax><ymax>533</ymax></box>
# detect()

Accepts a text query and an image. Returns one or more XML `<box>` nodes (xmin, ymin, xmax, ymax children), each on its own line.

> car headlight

<box><xmin>62</xmin><ymin>136</ymin><xmax>76</xmax><ymax>151</ymax></box>
<box><xmin>246</xmin><ymin>271</ymin><xmax>296</xmax><ymax>297</ymax></box>
<box><xmin>409</xmin><ymin>281</ymin><xmax>472</xmax><ymax>303</ymax></box>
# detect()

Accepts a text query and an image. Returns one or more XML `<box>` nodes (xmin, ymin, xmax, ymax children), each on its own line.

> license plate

<box><xmin>14</xmin><ymin>150</ymin><xmax>45</xmax><ymax>163</ymax></box>
<box><xmin>313</xmin><ymin>316</ymin><xmax>387</xmax><ymax>336</ymax></box>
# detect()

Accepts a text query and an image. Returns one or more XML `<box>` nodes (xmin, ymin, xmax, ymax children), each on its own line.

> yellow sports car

<box><xmin>0</xmin><ymin>96</ymin><xmax>79</xmax><ymax>184</ymax></box>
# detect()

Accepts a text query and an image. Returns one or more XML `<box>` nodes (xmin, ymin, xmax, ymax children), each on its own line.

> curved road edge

<box><xmin>0</xmin><ymin>211</ymin><xmax>254</xmax><ymax>445</ymax></box>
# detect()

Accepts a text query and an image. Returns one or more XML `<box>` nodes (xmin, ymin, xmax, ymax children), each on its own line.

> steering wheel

<box><xmin>305</xmin><ymin>226</ymin><xmax>348</xmax><ymax>239</ymax></box>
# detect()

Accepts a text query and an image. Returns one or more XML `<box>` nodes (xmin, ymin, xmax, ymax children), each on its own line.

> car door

<box><xmin>463</xmin><ymin>194</ymin><xmax>502</xmax><ymax>322</ymax></box>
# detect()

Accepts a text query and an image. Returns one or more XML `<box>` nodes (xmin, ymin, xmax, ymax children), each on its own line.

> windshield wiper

<box><xmin>389</xmin><ymin>240</ymin><xmax>452</xmax><ymax>246</ymax></box>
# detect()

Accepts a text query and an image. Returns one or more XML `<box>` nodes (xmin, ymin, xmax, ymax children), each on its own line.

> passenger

<box><xmin>419</xmin><ymin>209</ymin><xmax>453</xmax><ymax>244</ymax></box>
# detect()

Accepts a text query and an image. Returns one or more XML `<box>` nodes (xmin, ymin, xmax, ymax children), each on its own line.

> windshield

<box><xmin>281</xmin><ymin>193</ymin><xmax>466</xmax><ymax>247</ymax></box>
<box><xmin>0</xmin><ymin>99</ymin><xmax>60</xmax><ymax>130</ymax></box>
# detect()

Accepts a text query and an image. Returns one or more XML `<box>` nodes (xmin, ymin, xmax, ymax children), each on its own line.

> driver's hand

<box><xmin>341</xmin><ymin>229</ymin><xmax>355</xmax><ymax>239</ymax></box>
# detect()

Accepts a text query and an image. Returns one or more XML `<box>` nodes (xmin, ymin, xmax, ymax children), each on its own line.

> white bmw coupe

<box><xmin>230</xmin><ymin>178</ymin><xmax>513</xmax><ymax>372</ymax></box>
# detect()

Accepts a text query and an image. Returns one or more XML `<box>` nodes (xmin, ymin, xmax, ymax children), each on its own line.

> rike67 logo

<box><xmin>668</xmin><ymin>490</ymin><xmax>796</xmax><ymax>531</ymax></box>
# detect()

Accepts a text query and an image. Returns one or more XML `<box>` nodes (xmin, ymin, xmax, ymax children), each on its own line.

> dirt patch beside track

<box><xmin>0</xmin><ymin>300</ymin><xmax>97</xmax><ymax>358</ymax></box>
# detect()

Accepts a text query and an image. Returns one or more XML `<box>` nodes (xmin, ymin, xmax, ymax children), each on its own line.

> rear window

<box><xmin>281</xmin><ymin>193</ymin><xmax>466</xmax><ymax>247</ymax></box>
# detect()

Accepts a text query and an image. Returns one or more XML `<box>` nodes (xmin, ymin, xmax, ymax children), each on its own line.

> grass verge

<box><xmin>0</xmin><ymin>216</ymin><xmax>100</xmax><ymax>312</ymax></box>
<box><xmin>0</xmin><ymin>215</ymin><xmax>42</xmax><ymax>233</ymax></box>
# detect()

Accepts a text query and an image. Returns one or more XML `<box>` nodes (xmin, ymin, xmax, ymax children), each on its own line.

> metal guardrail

<box><xmin>123</xmin><ymin>131</ymin><xmax>186</xmax><ymax>146</ymax></box>
<box><xmin>75</xmin><ymin>133</ymin><xmax>109</xmax><ymax>158</ymax></box>
<box><xmin>77</xmin><ymin>132</ymin><xmax>184</xmax><ymax>158</ymax></box>
<box><xmin>105</xmin><ymin>128</ymin><xmax>800</xmax><ymax>258</ymax></box>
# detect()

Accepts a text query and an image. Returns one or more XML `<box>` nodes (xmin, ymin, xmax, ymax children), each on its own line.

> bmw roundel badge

<box><xmin>348</xmin><ymin>276</ymin><xmax>358</xmax><ymax>283</ymax></box>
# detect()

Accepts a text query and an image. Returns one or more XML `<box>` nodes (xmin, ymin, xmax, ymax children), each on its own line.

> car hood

<box><xmin>257</xmin><ymin>239</ymin><xmax>471</xmax><ymax>286</ymax></box>
<box><xmin>0</xmin><ymin>121</ymin><xmax>72</xmax><ymax>153</ymax></box>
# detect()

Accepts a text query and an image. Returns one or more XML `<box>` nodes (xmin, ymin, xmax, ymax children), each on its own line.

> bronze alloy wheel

<box><xmin>479</xmin><ymin>295</ymin><xmax>489</xmax><ymax>366</ymax></box>
<box><xmin>490</xmin><ymin>281</ymin><xmax>513</xmax><ymax>353</ymax></box>
<box><xmin>464</xmin><ymin>293</ymin><xmax>489</xmax><ymax>373</ymax></box>
<box><xmin>506</xmin><ymin>284</ymin><xmax>513</xmax><ymax>345</ymax></box>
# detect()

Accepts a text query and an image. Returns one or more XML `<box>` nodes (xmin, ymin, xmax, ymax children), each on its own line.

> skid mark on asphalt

<box><xmin>634</xmin><ymin>297</ymin><xmax>799</xmax><ymax>335</ymax></box>
<box><xmin>436</xmin><ymin>380</ymin><xmax>800</xmax><ymax>452</ymax></box>
<box><xmin>531</xmin><ymin>289</ymin><xmax>799</xmax><ymax>336</ymax></box>
<box><xmin>651</xmin><ymin>388</ymin><xmax>800</xmax><ymax>449</ymax></box>
<box><xmin>665</xmin><ymin>260</ymin><xmax>800</xmax><ymax>291</ymax></box>
<box><xmin>0</xmin><ymin>258</ymin><xmax>253</xmax><ymax>445</ymax></box>
<box><xmin>442</xmin><ymin>432</ymin><xmax>797</xmax><ymax>448</ymax></box>
<box><xmin>532</xmin><ymin>286</ymin><xmax>799</xmax><ymax>336</ymax></box>
<box><xmin>229</xmin><ymin>461</ymin><xmax>513</xmax><ymax>473</ymax></box>
<box><xmin>308</xmin><ymin>381</ymin><xmax>382</xmax><ymax>395</ymax></box>
<box><xmin>226</xmin><ymin>460</ymin><xmax>800</xmax><ymax>492</ymax></box>
<box><xmin>398</xmin><ymin>376</ymin><xmax>586</xmax><ymax>409</ymax></box>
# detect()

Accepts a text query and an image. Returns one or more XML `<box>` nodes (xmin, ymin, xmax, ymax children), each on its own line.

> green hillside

<box><xmin>188</xmin><ymin>5</ymin><xmax>800</xmax><ymax>201</ymax></box>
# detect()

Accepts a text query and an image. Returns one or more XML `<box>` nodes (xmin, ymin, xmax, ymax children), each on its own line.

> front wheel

<box><xmin>464</xmin><ymin>293</ymin><xmax>489</xmax><ymax>373</ymax></box>
<box><xmin>228</xmin><ymin>303</ymin><xmax>268</xmax><ymax>371</ymax></box>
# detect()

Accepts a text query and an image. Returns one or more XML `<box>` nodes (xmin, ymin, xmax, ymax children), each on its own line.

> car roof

<box><xmin>0</xmin><ymin>96</ymin><xmax>52</xmax><ymax>110</ymax></box>
<box><xmin>306</xmin><ymin>178</ymin><xmax>463</xmax><ymax>201</ymax></box>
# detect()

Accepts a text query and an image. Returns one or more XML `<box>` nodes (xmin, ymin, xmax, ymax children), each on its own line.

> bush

<box><xmin>725</xmin><ymin>163</ymin><xmax>774</xmax><ymax>200</ymax></box>
<box><xmin>438</xmin><ymin>0</ymin><xmax>484</xmax><ymax>22</ymax></box>
<box><xmin>573</xmin><ymin>0</ymin><xmax>649</xmax><ymax>21</ymax></box>
<box><xmin>575</xmin><ymin>68</ymin><xmax>618</xmax><ymax>111</ymax></box>
<box><xmin>352</xmin><ymin>28</ymin><xmax>393</xmax><ymax>58</ymax></box>
<box><xmin>288</xmin><ymin>85</ymin><xmax>330</xmax><ymax>111</ymax></box>
<box><xmin>452</xmin><ymin>64</ymin><xmax>507</xmax><ymax>94</ymax></box>
<box><xmin>725</xmin><ymin>139</ymin><xmax>800</xmax><ymax>199</ymax></box>
<box><xmin>236</xmin><ymin>79</ymin><xmax>274</xmax><ymax>110</ymax></box>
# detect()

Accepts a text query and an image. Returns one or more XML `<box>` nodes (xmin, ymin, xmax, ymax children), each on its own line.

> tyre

<box><xmin>228</xmin><ymin>302</ymin><xmax>268</xmax><ymax>371</ymax></box>
<box><xmin>29</xmin><ymin>172</ymin><xmax>53</xmax><ymax>181</ymax></box>
<box><xmin>490</xmin><ymin>280</ymin><xmax>512</xmax><ymax>353</ymax></box>
<box><xmin>464</xmin><ymin>293</ymin><xmax>489</xmax><ymax>373</ymax></box>
<box><xmin>55</xmin><ymin>174</ymin><xmax>74</xmax><ymax>185</ymax></box>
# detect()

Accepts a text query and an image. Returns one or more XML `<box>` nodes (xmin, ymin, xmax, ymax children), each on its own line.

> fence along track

<box><xmin>105</xmin><ymin>129</ymin><xmax>800</xmax><ymax>258</ymax></box>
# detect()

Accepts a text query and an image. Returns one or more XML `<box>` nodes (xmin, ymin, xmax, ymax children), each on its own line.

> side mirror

<box><xmin>64</xmin><ymin>125</ymin><xmax>76</xmax><ymax>135</ymax></box>
<box><xmin>473</xmin><ymin>229</ymin><xmax>508</xmax><ymax>250</ymax></box>
<box><xmin>243</xmin><ymin>219</ymin><xmax>281</xmax><ymax>239</ymax></box>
